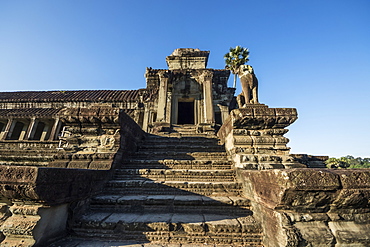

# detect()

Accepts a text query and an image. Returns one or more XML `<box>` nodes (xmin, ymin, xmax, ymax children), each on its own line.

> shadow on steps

<box><xmin>50</xmin><ymin>135</ymin><xmax>263</xmax><ymax>246</ymax></box>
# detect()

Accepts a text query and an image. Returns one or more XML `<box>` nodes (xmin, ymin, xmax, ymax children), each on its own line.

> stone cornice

<box><xmin>57</xmin><ymin>107</ymin><xmax>121</xmax><ymax>124</ymax></box>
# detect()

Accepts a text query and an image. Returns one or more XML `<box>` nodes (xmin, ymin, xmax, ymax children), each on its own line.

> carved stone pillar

<box><xmin>165</xmin><ymin>91</ymin><xmax>172</xmax><ymax>123</ymax></box>
<box><xmin>217</xmin><ymin>104</ymin><xmax>229</xmax><ymax>125</ymax></box>
<box><xmin>0</xmin><ymin>119</ymin><xmax>13</xmax><ymax>140</ymax></box>
<box><xmin>142</xmin><ymin>103</ymin><xmax>150</xmax><ymax>132</ymax></box>
<box><xmin>200</xmin><ymin>70</ymin><xmax>214</xmax><ymax>124</ymax></box>
<box><xmin>156</xmin><ymin>71</ymin><xmax>170</xmax><ymax>122</ymax></box>
<box><xmin>24</xmin><ymin>118</ymin><xmax>36</xmax><ymax>140</ymax></box>
<box><xmin>48</xmin><ymin>118</ymin><xmax>61</xmax><ymax>141</ymax></box>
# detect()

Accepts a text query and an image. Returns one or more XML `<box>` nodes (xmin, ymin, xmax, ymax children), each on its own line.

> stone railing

<box><xmin>238</xmin><ymin>168</ymin><xmax>370</xmax><ymax>247</ymax></box>
<box><xmin>218</xmin><ymin>105</ymin><xmax>305</xmax><ymax>169</ymax></box>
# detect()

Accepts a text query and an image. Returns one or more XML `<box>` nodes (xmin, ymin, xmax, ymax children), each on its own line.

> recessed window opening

<box><xmin>32</xmin><ymin>122</ymin><xmax>46</xmax><ymax>140</ymax></box>
<box><xmin>9</xmin><ymin>122</ymin><xmax>24</xmax><ymax>140</ymax></box>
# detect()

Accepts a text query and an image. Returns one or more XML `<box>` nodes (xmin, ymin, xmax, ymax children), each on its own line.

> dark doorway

<box><xmin>177</xmin><ymin>101</ymin><xmax>194</xmax><ymax>124</ymax></box>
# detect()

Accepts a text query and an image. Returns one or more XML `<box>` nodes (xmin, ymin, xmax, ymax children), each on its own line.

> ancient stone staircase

<box><xmin>52</xmin><ymin>125</ymin><xmax>263</xmax><ymax>246</ymax></box>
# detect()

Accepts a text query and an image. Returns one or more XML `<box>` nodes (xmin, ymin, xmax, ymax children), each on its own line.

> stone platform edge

<box><xmin>238</xmin><ymin>168</ymin><xmax>370</xmax><ymax>246</ymax></box>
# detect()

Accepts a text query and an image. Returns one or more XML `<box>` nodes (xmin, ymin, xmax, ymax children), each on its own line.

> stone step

<box><xmin>145</xmin><ymin>135</ymin><xmax>220</xmax><ymax>143</ymax></box>
<box><xmin>113</xmin><ymin>169</ymin><xmax>235</xmax><ymax>182</ymax></box>
<box><xmin>50</xmin><ymin>237</ymin><xmax>263</xmax><ymax>247</ymax></box>
<box><xmin>170</xmin><ymin>126</ymin><xmax>200</xmax><ymax>133</ymax></box>
<box><xmin>157</xmin><ymin>133</ymin><xmax>216</xmax><ymax>138</ymax></box>
<box><xmin>89</xmin><ymin>195</ymin><xmax>251</xmax><ymax>215</ymax></box>
<box><xmin>105</xmin><ymin>180</ymin><xmax>243</xmax><ymax>196</ymax></box>
<box><xmin>138</xmin><ymin>145</ymin><xmax>225</xmax><ymax>152</ymax></box>
<box><xmin>51</xmin><ymin>130</ymin><xmax>264</xmax><ymax>246</ymax></box>
<box><xmin>120</xmin><ymin>159</ymin><xmax>233</xmax><ymax>170</ymax></box>
<box><xmin>71</xmin><ymin>212</ymin><xmax>263</xmax><ymax>245</ymax></box>
<box><xmin>127</xmin><ymin>151</ymin><xmax>229</xmax><ymax>160</ymax></box>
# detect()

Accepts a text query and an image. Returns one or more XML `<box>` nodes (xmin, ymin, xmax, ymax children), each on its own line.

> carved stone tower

<box><xmin>143</xmin><ymin>48</ymin><xmax>235</xmax><ymax>132</ymax></box>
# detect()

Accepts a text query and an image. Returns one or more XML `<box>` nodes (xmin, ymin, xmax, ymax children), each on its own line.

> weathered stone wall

<box><xmin>219</xmin><ymin>104</ymin><xmax>369</xmax><ymax>246</ymax></box>
<box><xmin>52</xmin><ymin>106</ymin><xmax>145</xmax><ymax>170</ymax></box>
<box><xmin>0</xmin><ymin>166</ymin><xmax>109</xmax><ymax>246</ymax></box>
<box><xmin>218</xmin><ymin>106</ymin><xmax>305</xmax><ymax>169</ymax></box>
<box><xmin>238</xmin><ymin>168</ymin><xmax>370</xmax><ymax>246</ymax></box>
<box><xmin>0</xmin><ymin>109</ymin><xmax>146</xmax><ymax>246</ymax></box>
<box><xmin>118</xmin><ymin>109</ymin><xmax>145</xmax><ymax>154</ymax></box>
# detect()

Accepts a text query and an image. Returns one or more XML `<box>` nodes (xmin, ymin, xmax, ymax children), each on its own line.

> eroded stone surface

<box><xmin>239</xmin><ymin>168</ymin><xmax>370</xmax><ymax>247</ymax></box>
<box><xmin>218</xmin><ymin>106</ymin><xmax>306</xmax><ymax>170</ymax></box>
<box><xmin>67</xmin><ymin>128</ymin><xmax>263</xmax><ymax>246</ymax></box>
<box><xmin>0</xmin><ymin>48</ymin><xmax>368</xmax><ymax>247</ymax></box>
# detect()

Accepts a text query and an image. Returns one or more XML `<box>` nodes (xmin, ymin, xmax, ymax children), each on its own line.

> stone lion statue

<box><xmin>237</xmin><ymin>64</ymin><xmax>259</xmax><ymax>106</ymax></box>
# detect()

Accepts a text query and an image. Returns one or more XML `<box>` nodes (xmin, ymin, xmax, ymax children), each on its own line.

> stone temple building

<box><xmin>0</xmin><ymin>49</ymin><xmax>369</xmax><ymax>247</ymax></box>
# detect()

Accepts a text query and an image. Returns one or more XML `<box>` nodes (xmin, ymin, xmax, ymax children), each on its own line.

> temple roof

<box><xmin>0</xmin><ymin>90</ymin><xmax>142</xmax><ymax>102</ymax></box>
<box><xmin>0</xmin><ymin>108</ymin><xmax>136</xmax><ymax>118</ymax></box>
<box><xmin>0</xmin><ymin>108</ymin><xmax>61</xmax><ymax>118</ymax></box>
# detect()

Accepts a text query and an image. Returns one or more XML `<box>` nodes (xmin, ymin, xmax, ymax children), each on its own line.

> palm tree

<box><xmin>224</xmin><ymin>46</ymin><xmax>250</xmax><ymax>88</ymax></box>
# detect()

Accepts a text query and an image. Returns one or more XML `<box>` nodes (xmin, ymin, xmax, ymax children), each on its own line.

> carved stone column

<box><xmin>142</xmin><ymin>103</ymin><xmax>151</xmax><ymax>132</ymax></box>
<box><xmin>217</xmin><ymin>104</ymin><xmax>229</xmax><ymax>125</ymax></box>
<box><xmin>0</xmin><ymin>119</ymin><xmax>13</xmax><ymax>140</ymax></box>
<box><xmin>24</xmin><ymin>118</ymin><xmax>36</xmax><ymax>140</ymax></box>
<box><xmin>200</xmin><ymin>70</ymin><xmax>214</xmax><ymax>124</ymax></box>
<box><xmin>48</xmin><ymin>118</ymin><xmax>61</xmax><ymax>141</ymax></box>
<box><xmin>156</xmin><ymin>71</ymin><xmax>170</xmax><ymax>122</ymax></box>
<box><xmin>165</xmin><ymin>91</ymin><xmax>172</xmax><ymax>123</ymax></box>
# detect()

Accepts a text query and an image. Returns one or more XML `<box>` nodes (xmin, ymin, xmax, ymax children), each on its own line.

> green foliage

<box><xmin>224</xmin><ymin>46</ymin><xmax>250</xmax><ymax>88</ymax></box>
<box><xmin>325</xmin><ymin>155</ymin><xmax>370</xmax><ymax>169</ymax></box>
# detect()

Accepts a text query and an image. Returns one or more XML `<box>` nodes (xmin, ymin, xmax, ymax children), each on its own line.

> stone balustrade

<box><xmin>218</xmin><ymin>105</ymin><xmax>306</xmax><ymax>169</ymax></box>
<box><xmin>238</xmin><ymin>168</ymin><xmax>370</xmax><ymax>246</ymax></box>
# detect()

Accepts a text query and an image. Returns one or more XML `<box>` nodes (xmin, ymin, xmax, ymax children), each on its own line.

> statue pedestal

<box><xmin>218</xmin><ymin>105</ymin><xmax>306</xmax><ymax>169</ymax></box>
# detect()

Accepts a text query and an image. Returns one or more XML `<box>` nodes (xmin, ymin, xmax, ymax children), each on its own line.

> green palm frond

<box><xmin>224</xmin><ymin>46</ymin><xmax>250</xmax><ymax>88</ymax></box>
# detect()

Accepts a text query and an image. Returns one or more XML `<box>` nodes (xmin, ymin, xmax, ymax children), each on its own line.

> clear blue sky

<box><xmin>0</xmin><ymin>0</ymin><xmax>369</xmax><ymax>158</ymax></box>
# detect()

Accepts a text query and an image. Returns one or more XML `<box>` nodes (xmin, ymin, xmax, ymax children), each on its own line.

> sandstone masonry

<box><xmin>0</xmin><ymin>49</ymin><xmax>368</xmax><ymax>247</ymax></box>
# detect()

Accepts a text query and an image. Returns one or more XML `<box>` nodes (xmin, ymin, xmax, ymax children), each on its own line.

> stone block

<box><xmin>88</xmin><ymin>161</ymin><xmax>113</xmax><ymax>170</ymax></box>
<box><xmin>329</xmin><ymin>221</ymin><xmax>370</xmax><ymax>245</ymax></box>
<box><xmin>0</xmin><ymin>203</ymin><xmax>69</xmax><ymax>247</ymax></box>
<box><xmin>294</xmin><ymin>221</ymin><xmax>334</xmax><ymax>246</ymax></box>
<box><xmin>239</xmin><ymin>169</ymin><xmax>340</xmax><ymax>210</ymax></box>
<box><xmin>67</xmin><ymin>161</ymin><xmax>90</xmax><ymax>169</ymax></box>
<box><xmin>332</xmin><ymin>169</ymin><xmax>370</xmax><ymax>189</ymax></box>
